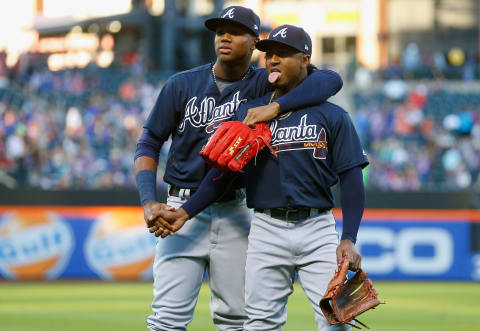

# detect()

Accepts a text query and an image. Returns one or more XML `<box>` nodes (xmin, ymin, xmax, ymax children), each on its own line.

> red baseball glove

<box><xmin>319</xmin><ymin>256</ymin><xmax>385</xmax><ymax>329</ymax></box>
<box><xmin>200</xmin><ymin>121</ymin><xmax>276</xmax><ymax>172</ymax></box>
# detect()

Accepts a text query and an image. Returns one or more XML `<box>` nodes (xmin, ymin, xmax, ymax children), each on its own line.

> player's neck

<box><xmin>214</xmin><ymin>59</ymin><xmax>251</xmax><ymax>81</ymax></box>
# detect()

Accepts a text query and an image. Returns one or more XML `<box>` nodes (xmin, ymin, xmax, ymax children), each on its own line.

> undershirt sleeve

<box><xmin>339</xmin><ymin>166</ymin><xmax>365</xmax><ymax>244</ymax></box>
<box><xmin>181</xmin><ymin>168</ymin><xmax>237</xmax><ymax>218</ymax></box>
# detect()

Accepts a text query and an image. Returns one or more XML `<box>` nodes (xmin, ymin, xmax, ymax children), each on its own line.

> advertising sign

<box><xmin>1</xmin><ymin>207</ymin><xmax>479</xmax><ymax>280</ymax></box>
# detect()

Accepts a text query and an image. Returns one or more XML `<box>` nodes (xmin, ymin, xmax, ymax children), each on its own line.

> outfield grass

<box><xmin>0</xmin><ymin>281</ymin><xmax>479</xmax><ymax>330</ymax></box>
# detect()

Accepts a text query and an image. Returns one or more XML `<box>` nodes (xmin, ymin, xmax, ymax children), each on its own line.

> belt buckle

<box><xmin>285</xmin><ymin>208</ymin><xmax>298</xmax><ymax>222</ymax></box>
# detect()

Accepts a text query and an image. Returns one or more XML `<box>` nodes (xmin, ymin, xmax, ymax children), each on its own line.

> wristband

<box><xmin>135</xmin><ymin>170</ymin><xmax>157</xmax><ymax>206</ymax></box>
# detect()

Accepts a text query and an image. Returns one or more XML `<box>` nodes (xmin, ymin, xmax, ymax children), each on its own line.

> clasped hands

<box><xmin>141</xmin><ymin>103</ymin><xmax>280</xmax><ymax>238</ymax></box>
<box><xmin>143</xmin><ymin>201</ymin><xmax>189</xmax><ymax>238</ymax></box>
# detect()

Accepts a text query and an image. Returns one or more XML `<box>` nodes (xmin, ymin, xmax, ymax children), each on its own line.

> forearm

<box><xmin>181</xmin><ymin>168</ymin><xmax>235</xmax><ymax>218</ymax></box>
<box><xmin>134</xmin><ymin>128</ymin><xmax>164</xmax><ymax>205</ymax></box>
<box><xmin>134</xmin><ymin>155</ymin><xmax>158</xmax><ymax>174</ymax></box>
<box><xmin>339</xmin><ymin>166</ymin><xmax>365</xmax><ymax>243</ymax></box>
<box><xmin>135</xmin><ymin>161</ymin><xmax>157</xmax><ymax>206</ymax></box>
<box><xmin>135</xmin><ymin>154</ymin><xmax>159</xmax><ymax>206</ymax></box>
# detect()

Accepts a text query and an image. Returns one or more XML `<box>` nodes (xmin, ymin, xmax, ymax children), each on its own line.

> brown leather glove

<box><xmin>319</xmin><ymin>256</ymin><xmax>385</xmax><ymax>329</ymax></box>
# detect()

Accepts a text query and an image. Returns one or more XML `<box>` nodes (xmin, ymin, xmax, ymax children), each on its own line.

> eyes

<box><xmin>216</xmin><ymin>27</ymin><xmax>246</xmax><ymax>37</ymax></box>
<box><xmin>265</xmin><ymin>49</ymin><xmax>297</xmax><ymax>59</ymax></box>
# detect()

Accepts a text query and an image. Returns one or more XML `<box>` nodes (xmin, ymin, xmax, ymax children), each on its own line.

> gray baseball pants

<box><xmin>147</xmin><ymin>191</ymin><xmax>252</xmax><ymax>331</ymax></box>
<box><xmin>244</xmin><ymin>210</ymin><xmax>351</xmax><ymax>331</ymax></box>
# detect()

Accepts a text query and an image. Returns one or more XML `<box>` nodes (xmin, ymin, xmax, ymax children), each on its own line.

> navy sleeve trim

<box><xmin>335</xmin><ymin>159</ymin><xmax>369</xmax><ymax>175</ymax></box>
<box><xmin>134</xmin><ymin>128</ymin><xmax>164</xmax><ymax>163</ymax></box>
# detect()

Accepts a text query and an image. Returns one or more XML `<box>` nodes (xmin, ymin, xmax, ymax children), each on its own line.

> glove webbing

<box><xmin>234</xmin><ymin>135</ymin><xmax>277</xmax><ymax>172</ymax></box>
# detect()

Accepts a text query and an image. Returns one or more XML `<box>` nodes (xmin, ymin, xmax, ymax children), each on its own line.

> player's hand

<box><xmin>336</xmin><ymin>239</ymin><xmax>361</xmax><ymax>271</ymax></box>
<box><xmin>143</xmin><ymin>201</ymin><xmax>175</xmax><ymax>228</ymax></box>
<box><xmin>243</xmin><ymin>102</ymin><xmax>280</xmax><ymax>127</ymax></box>
<box><xmin>149</xmin><ymin>208</ymin><xmax>190</xmax><ymax>238</ymax></box>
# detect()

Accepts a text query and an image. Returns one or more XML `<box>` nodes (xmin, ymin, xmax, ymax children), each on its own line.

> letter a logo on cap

<box><xmin>273</xmin><ymin>27</ymin><xmax>288</xmax><ymax>38</ymax></box>
<box><xmin>222</xmin><ymin>8</ymin><xmax>235</xmax><ymax>18</ymax></box>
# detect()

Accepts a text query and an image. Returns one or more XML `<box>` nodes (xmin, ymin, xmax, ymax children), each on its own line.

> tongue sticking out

<box><xmin>268</xmin><ymin>72</ymin><xmax>281</xmax><ymax>84</ymax></box>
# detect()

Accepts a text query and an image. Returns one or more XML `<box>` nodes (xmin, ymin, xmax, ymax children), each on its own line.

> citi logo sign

<box><xmin>273</xmin><ymin>27</ymin><xmax>288</xmax><ymax>38</ymax></box>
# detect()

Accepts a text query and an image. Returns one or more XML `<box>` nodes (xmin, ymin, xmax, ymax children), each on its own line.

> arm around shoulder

<box><xmin>275</xmin><ymin>69</ymin><xmax>343</xmax><ymax>114</ymax></box>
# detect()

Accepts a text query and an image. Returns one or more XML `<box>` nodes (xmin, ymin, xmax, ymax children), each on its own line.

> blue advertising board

<box><xmin>0</xmin><ymin>207</ymin><xmax>479</xmax><ymax>281</ymax></box>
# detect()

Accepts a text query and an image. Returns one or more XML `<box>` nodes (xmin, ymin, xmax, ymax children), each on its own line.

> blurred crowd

<box><xmin>354</xmin><ymin>82</ymin><xmax>480</xmax><ymax>191</ymax></box>
<box><xmin>348</xmin><ymin>43</ymin><xmax>479</xmax><ymax>83</ymax></box>
<box><xmin>0</xmin><ymin>52</ymin><xmax>169</xmax><ymax>190</ymax></box>
<box><xmin>1</xmin><ymin>49</ymin><xmax>480</xmax><ymax>191</ymax></box>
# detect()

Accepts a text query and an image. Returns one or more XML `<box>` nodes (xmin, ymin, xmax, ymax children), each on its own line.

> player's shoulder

<box><xmin>235</xmin><ymin>93</ymin><xmax>272</xmax><ymax>120</ymax></box>
<box><xmin>315</xmin><ymin>101</ymin><xmax>349</xmax><ymax>117</ymax></box>
<box><xmin>321</xmin><ymin>101</ymin><xmax>347</xmax><ymax>112</ymax></box>
<box><xmin>306</xmin><ymin>101</ymin><xmax>351</xmax><ymax>126</ymax></box>
<box><xmin>244</xmin><ymin>93</ymin><xmax>272</xmax><ymax>108</ymax></box>
<box><xmin>251</xmin><ymin>66</ymin><xmax>267</xmax><ymax>76</ymax></box>
<box><xmin>246</xmin><ymin>66</ymin><xmax>268</xmax><ymax>82</ymax></box>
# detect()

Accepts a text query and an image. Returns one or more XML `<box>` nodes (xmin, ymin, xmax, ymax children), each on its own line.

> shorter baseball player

<box><xmin>153</xmin><ymin>25</ymin><xmax>368</xmax><ymax>331</ymax></box>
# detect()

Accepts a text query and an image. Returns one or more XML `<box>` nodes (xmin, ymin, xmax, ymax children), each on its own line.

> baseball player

<box><xmin>134</xmin><ymin>6</ymin><xmax>343</xmax><ymax>331</ymax></box>
<box><xmin>151</xmin><ymin>25</ymin><xmax>368</xmax><ymax>331</ymax></box>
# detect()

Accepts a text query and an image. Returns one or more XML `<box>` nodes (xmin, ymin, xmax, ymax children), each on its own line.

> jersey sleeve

<box><xmin>144</xmin><ymin>76</ymin><xmax>182</xmax><ymax>142</ymax></box>
<box><xmin>330</xmin><ymin>111</ymin><xmax>369</xmax><ymax>174</ymax></box>
<box><xmin>275</xmin><ymin>70</ymin><xmax>343</xmax><ymax>114</ymax></box>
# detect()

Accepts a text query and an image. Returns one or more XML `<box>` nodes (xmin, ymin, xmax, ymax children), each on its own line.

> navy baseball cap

<box><xmin>256</xmin><ymin>24</ymin><xmax>312</xmax><ymax>56</ymax></box>
<box><xmin>205</xmin><ymin>6</ymin><xmax>260</xmax><ymax>37</ymax></box>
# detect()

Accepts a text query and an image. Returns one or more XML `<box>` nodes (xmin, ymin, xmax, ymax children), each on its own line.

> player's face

<box><xmin>265</xmin><ymin>44</ymin><xmax>309</xmax><ymax>90</ymax></box>
<box><xmin>215</xmin><ymin>24</ymin><xmax>256</xmax><ymax>62</ymax></box>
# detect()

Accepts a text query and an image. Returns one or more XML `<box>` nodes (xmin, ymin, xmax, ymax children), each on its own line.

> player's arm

<box><xmin>150</xmin><ymin>110</ymin><xmax>246</xmax><ymax>237</ymax></box>
<box><xmin>243</xmin><ymin>69</ymin><xmax>343</xmax><ymax>126</ymax></box>
<box><xmin>135</xmin><ymin>129</ymin><xmax>176</xmax><ymax>229</ymax></box>
<box><xmin>330</xmin><ymin>109</ymin><xmax>369</xmax><ymax>271</ymax></box>
<box><xmin>149</xmin><ymin>168</ymin><xmax>237</xmax><ymax>237</ymax></box>
<box><xmin>134</xmin><ymin>77</ymin><xmax>181</xmax><ymax>229</ymax></box>
<box><xmin>337</xmin><ymin>166</ymin><xmax>365</xmax><ymax>271</ymax></box>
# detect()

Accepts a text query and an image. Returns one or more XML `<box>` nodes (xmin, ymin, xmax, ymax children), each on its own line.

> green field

<box><xmin>0</xmin><ymin>281</ymin><xmax>479</xmax><ymax>331</ymax></box>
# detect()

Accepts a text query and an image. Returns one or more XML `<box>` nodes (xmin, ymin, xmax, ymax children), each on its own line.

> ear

<box><xmin>301</xmin><ymin>54</ymin><xmax>310</xmax><ymax>69</ymax></box>
<box><xmin>251</xmin><ymin>37</ymin><xmax>259</xmax><ymax>50</ymax></box>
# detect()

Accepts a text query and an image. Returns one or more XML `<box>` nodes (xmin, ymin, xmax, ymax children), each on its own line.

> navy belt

<box><xmin>169</xmin><ymin>185</ymin><xmax>237</xmax><ymax>202</ymax></box>
<box><xmin>254</xmin><ymin>207</ymin><xmax>326</xmax><ymax>222</ymax></box>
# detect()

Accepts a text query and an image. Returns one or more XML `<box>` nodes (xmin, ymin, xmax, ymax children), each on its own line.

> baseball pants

<box><xmin>244</xmin><ymin>210</ymin><xmax>351</xmax><ymax>331</ymax></box>
<box><xmin>147</xmin><ymin>190</ymin><xmax>252</xmax><ymax>331</ymax></box>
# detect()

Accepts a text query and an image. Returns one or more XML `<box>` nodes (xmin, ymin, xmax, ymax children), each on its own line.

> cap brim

<box><xmin>204</xmin><ymin>18</ymin><xmax>258</xmax><ymax>36</ymax></box>
<box><xmin>256</xmin><ymin>39</ymin><xmax>304</xmax><ymax>54</ymax></box>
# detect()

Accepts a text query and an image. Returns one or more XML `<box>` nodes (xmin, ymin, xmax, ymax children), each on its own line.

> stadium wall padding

<box><xmin>0</xmin><ymin>188</ymin><xmax>478</xmax><ymax>209</ymax></box>
<box><xmin>0</xmin><ymin>206</ymin><xmax>479</xmax><ymax>281</ymax></box>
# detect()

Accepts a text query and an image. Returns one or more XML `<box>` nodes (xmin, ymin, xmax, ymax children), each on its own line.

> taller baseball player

<box><xmin>135</xmin><ymin>6</ymin><xmax>343</xmax><ymax>331</ymax></box>
<box><xmin>150</xmin><ymin>24</ymin><xmax>369</xmax><ymax>331</ymax></box>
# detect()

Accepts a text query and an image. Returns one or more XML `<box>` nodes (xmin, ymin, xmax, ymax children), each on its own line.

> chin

<box><xmin>273</xmin><ymin>80</ymin><xmax>288</xmax><ymax>89</ymax></box>
<box><xmin>217</xmin><ymin>53</ymin><xmax>230</xmax><ymax>60</ymax></box>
